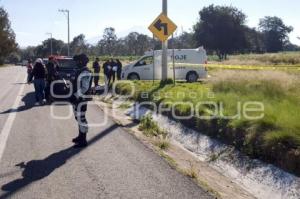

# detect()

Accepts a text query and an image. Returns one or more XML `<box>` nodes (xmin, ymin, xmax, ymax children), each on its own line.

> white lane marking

<box><xmin>0</xmin><ymin>74</ymin><xmax>26</xmax><ymax>162</ymax></box>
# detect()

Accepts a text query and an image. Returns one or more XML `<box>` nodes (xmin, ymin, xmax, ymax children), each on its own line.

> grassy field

<box><xmin>89</xmin><ymin>52</ymin><xmax>300</xmax><ymax>71</ymax></box>
<box><xmin>115</xmin><ymin>70</ymin><xmax>300</xmax><ymax>176</ymax></box>
<box><xmin>209</xmin><ymin>52</ymin><xmax>300</xmax><ymax>69</ymax></box>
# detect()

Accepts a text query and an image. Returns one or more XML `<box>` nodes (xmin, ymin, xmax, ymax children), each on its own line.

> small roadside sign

<box><xmin>148</xmin><ymin>13</ymin><xmax>177</xmax><ymax>42</ymax></box>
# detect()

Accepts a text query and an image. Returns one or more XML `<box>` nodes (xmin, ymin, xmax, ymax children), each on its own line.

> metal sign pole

<box><xmin>161</xmin><ymin>0</ymin><xmax>168</xmax><ymax>81</ymax></box>
<box><xmin>67</xmin><ymin>10</ymin><xmax>70</xmax><ymax>57</ymax></box>
<box><xmin>153</xmin><ymin>34</ymin><xmax>155</xmax><ymax>85</ymax></box>
<box><xmin>172</xmin><ymin>34</ymin><xmax>175</xmax><ymax>85</ymax></box>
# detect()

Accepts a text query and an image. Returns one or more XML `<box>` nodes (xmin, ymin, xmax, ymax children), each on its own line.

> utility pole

<box><xmin>161</xmin><ymin>0</ymin><xmax>168</xmax><ymax>80</ymax></box>
<box><xmin>59</xmin><ymin>9</ymin><xmax>70</xmax><ymax>56</ymax></box>
<box><xmin>46</xmin><ymin>33</ymin><xmax>53</xmax><ymax>55</ymax></box>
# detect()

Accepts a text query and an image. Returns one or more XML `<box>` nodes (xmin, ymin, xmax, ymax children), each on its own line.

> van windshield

<box><xmin>135</xmin><ymin>56</ymin><xmax>153</xmax><ymax>67</ymax></box>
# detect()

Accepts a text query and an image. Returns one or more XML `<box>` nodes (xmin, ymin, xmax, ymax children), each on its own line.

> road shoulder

<box><xmin>96</xmin><ymin>98</ymin><xmax>255</xmax><ymax>199</ymax></box>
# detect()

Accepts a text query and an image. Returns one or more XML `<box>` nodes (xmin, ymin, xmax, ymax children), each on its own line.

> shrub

<box><xmin>139</xmin><ymin>114</ymin><xmax>166</xmax><ymax>137</ymax></box>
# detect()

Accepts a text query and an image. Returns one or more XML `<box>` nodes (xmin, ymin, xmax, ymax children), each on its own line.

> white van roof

<box><xmin>144</xmin><ymin>47</ymin><xmax>206</xmax><ymax>56</ymax></box>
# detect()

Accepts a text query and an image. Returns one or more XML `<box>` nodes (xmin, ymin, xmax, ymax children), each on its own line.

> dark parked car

<box><xmin>51</xmin><ymin>57</ymin><xmax>78</xmax><ymax>100</ymax></box>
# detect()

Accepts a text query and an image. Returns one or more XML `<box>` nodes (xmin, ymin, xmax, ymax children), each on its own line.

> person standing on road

<box><xmin>116</xmin><ymin>59</ymin><xmax>122</xmax><ymax>80</ymax></box>
<box><xmin>45</xmin><ymin>56</ymin><xmax>57</xmax><ymax>103</ymax></box>
<box><xmin>32</xmin><ymin>58</ymin><xmax>46</xmax><ymax>105</ymax></box>
<box><xmin>27</xmin><ymin>59</ymin><xmax>33</xmax><ymax>84</ymax></box>
<box><xmin>93</xmin><ymin>57</ymin><xmax>100</xmax><ymax>87</ymax></box>
<box><xmin>70</xmin><ymin>54</ymin><xmax>93</xmax><ymax>148</ymax></box>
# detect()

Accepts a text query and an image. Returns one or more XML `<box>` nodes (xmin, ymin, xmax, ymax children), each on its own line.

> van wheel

<box><xmin>128</xmin><ymin>73</ymin><xmax>140</xmax><ymax>81</ymax></box>
<box><xmin>186</xmin><ymin>72</ymin><xmax>198</xmax><ymax>83</ymax></box>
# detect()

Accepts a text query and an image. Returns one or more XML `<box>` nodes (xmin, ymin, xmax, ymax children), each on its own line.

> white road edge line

<box><xmin>0</xmin><ymin>75</ymin><xmax>26</xmax><ymax>162</ymax></box>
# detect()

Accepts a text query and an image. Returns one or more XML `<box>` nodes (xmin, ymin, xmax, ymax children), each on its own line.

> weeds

<box><xmin>155</xmin><ymin>139</ymin><xmax>170</xmax><ymax>150</ymax></box>
<box><xmin>139</xmin><ymin>114</ymin><xmax>167</xmax><ymax>138</ymax></box>
<box><xmin>159</xmin><ymin>152</ymin><xmax>178</xmax><ymax>168</ymax></box>
<box><xmin>184</xmin><ymin>161</ymin><xmax>198</xmax><ymax>179</ymax></box>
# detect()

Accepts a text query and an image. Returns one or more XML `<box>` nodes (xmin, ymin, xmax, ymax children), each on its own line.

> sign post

<box><xmin>148</xmin><ymin>0</ymin><xmax>177</xmax><ymax>81</ymax></box>
<box><xmin>162</xmin><ymin>0</ymin><xmax>168</xmax><ymax>81</ymax></box>
<box><xmin>152</xmin><ymin>34</ymin><xmax>155</xmax><ymax>85</ymax></box>
<box><xmin>172</xmin><ymin>34</ymin><xmax>175</xmax><ymax>85</ymax></box>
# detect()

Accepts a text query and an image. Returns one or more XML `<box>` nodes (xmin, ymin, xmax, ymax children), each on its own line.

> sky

<box><xmin>0</xmin><ymin>0</ymin><xmax>299</xmax><ymax>47</ymax></box>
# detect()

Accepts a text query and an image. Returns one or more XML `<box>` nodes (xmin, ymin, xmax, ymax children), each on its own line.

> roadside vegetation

<box><xmin>139</xmin><ymin>114</ymin><xmax>167</xmax><ymax>138</ymax></box>
<box><xmin>115</xmin><ymin>70</ymin><xmax>300</xmax><ymax>176</ymax></box>
<box><xmin>208</xmin><ymin>51</ymin><xmax>300</xmax><ymax>67</ymax></box>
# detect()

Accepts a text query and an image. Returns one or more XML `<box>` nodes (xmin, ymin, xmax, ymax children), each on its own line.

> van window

<box><xmin>134</xmin><ymin>56</ymin><xmax>153</xmax><ymax>67</ymax></box>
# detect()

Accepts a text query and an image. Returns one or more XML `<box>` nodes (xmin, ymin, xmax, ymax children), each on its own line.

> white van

<box><xmin>121</xmin><ymin>47</ymin><xmax>208</xmax><ymax>82</ymax></box>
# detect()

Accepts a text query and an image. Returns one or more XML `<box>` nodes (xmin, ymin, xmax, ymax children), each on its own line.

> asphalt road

<box><xmin>0</xmin><ymin>66</ymin><xmax>212</xmax><ymax>199</ymax></box>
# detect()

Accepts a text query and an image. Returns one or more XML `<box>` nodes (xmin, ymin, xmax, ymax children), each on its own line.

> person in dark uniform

<box><xmin>70</xmin><ymin>54</ymin><xmax>93</xmax><ymax>148</ymax></box>
<box><xmin>102</xmin><ymin>60</ymin><xmax>111</xmax><ymax>88</ymax></box>
<box><xmin>110</xmin><ymin>59</ymin><xmax>117</xmax><ymax>84</ymax></box>
<box><xmin>116</xmin><ymin>59</ymin><xmax>122</xmax><ymax>80</ymax></box>
<box><xmin>92</xmin><ymin>57</ymin><xmax>100</xmax><ymax>87</ymax></box>
<box><xmin>45</xmin><ymin>56</ymin><xmax>57</xmax><ymax>103</ymax></box>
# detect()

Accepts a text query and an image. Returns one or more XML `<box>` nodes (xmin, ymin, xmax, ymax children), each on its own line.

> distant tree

<box><xmin>193</xmin><ymin>5</ymin><xmax>248</xmax><ymax>60</ymax></box>
<box><xmin>70</xmin><ymin>34</ymin><xmax>88</xmax><ymax>55</ymax></box>
<box><xmin>35</xmin><ymin>39</ymin><xmax>65</xmax><ymax>58</ymax></box>
<box><xmin>114</xmin><ymin>39</ymin><xmax>127</xmax><ymax>56</ymax></box>
<box><xmin>102</xmin><ymin>27</ymin><xmax>117</xmax><ymax>56</ymax></box>
<box><xmin>124</xmin><ymin>32</ymin><xmax>152</xmax><ymax>56</ymax></box>
<box><xmin>283</xmin><ymin>42</ymin><xmax>300</xmax><ymax>51</ymax></box>
<box><xmin>19</xmin><ymin>46</ymin><xmax>35</xmax><ymax>61</ymax></box>
<box><xmin>244</xmin><ymin>27</ymin><xmax>265</xmax><ymax>53</ymax></box>
<box><xmin>125</xmin><ymin>32</ymin><xmax>139</xmax><ymax>55</ymax></box>
<box><xmin>170</xmin><ymin>32</ymin><xmax>196</xmax><ymax>49</ymax></box>
<box><xmin>7</xmin><ymin>52</ymin><xmax>20</xmax><ymax>64</ymax></box>
<box><xmin>259</xmin><ymin>16</ymin><xmax>293</xmax><ymax>52</ymax></box>
<box><xmin>136</xmin><ymin>34</ymin><xmax>152</xmax><ymax>55</ymax></box>
<box><xmin>0</xmin><ymin>7</ymin><xmax>17</xmax><ymax>64</ymax></box>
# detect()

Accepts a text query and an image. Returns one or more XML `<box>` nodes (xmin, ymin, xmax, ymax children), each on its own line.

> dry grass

<box><xmin>208</xmin><ymin>70</ymin><xmax>300</xmax><ymax>91</ymax></box>
<box><xmin>155</xmin><ymin>139</ymin><xmax>170</xmax><ymax>151</ymax></box>
<box><xmin>209</xmin><ymin>52</ymin><xmax>300</xmax><ymax>66</ymax></box>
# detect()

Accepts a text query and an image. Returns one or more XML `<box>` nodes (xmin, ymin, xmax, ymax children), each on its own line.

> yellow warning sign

<box><xmin>149</xmin><ymin>13</ymin><xmax>177</xmax><ymax>42</ymax></box>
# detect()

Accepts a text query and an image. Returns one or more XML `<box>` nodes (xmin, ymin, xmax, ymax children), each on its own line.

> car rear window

<box><xmin>57</xmin><ymin>59</ymin><xmax>76</xmax><ymax>68</ymax></box>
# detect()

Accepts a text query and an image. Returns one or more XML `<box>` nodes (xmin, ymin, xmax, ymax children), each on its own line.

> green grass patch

<box><xmin>139</xmin><ymin>114</ymin><xmax>167</xmax><ymax>138</ymax></box>
<box><xmin>117</xmin><ymin>70</ymin><xmax>300</xmax><ymax>176</ymax></box>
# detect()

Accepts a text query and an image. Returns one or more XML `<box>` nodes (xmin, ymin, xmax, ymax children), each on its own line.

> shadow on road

<box><xmin>0</xmin><ymin>123</ymin><xmax>119</xmax><ymax>199</ymax></box>
<box><xmin>0</xmin><ymin>92</ymin><xmax>36</xmax><ymax>114</ymax></box>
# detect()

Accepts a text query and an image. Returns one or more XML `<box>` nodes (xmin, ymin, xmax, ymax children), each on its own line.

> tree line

<box><xmin>1</xmin><ymin>5</ymin><xmax>299</xmax><ymax>65</ymax></box>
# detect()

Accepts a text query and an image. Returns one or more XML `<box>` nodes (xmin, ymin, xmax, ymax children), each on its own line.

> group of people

<box><xmin>92</xmin><ymin>58</ymin><xmax>122</xmax><ymax>88</ymax></box>
<box><xmin>27</xmin><ymin>56</ymin><xmax>124</xmax><ymax>105</ymax></box>
<box><xmin>26</xmin><ymin>57</ymin><xmax>58</xmax><ymax>105</ymax></box>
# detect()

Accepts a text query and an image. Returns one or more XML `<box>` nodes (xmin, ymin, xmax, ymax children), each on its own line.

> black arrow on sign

<box><xmin>154</xmin><ymin>19</ymin><xmax>168</xmax><ymax>35</ymax></box>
